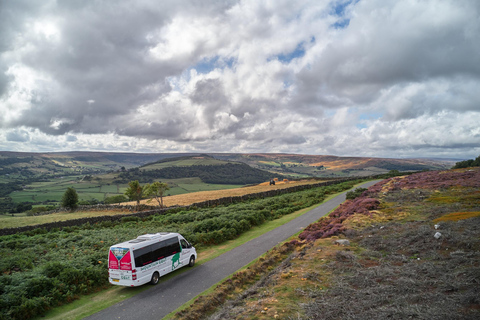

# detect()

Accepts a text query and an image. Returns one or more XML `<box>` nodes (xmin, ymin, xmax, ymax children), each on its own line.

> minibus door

<box><xmin>180</xmin><ymin>239</ymin><xmax>192</xmax><ymax>265</ymax></box>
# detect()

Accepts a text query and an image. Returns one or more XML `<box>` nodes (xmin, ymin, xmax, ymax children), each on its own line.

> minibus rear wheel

<box><xmin>150</xmin><ymin>272</ymin><xmax>160</xmax><ymax>285</ymax></box>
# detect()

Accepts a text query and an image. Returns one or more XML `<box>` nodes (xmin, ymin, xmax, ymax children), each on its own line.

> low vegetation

<box><xmin>0</xmin><ymin>180</ymin><xmax>361</xmax><ymax>319</ymax></box>
<box><xmin>174</xmin><ymin>167</ymin><xmax>480</xmax><ymax>319</ymax></box>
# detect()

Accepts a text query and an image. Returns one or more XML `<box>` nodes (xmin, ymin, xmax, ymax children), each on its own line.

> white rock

<box><xmin>335</xmin><ymin>239</ymin><xmax>350</xmax><ymax>246</ymax></box>
<box><xmin>434</xmin><ymin>224</ymin><xmax>440</xmax><ymax>230</ymax></box>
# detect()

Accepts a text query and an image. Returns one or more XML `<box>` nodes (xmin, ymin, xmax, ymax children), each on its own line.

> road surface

<box><xmin>86</xmin><ymin>180</ymin><xmax>381</xmax><ymax>320</ymax></box>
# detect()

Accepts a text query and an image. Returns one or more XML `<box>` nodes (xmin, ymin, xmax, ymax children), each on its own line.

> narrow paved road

<box><xmin>86</xmin><ymin>180</ymin><xmax>381</xmax><ymax>320</ymax></box>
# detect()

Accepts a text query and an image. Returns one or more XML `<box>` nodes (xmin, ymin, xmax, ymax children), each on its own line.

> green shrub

<box><xmin>346</xmin><ymin>187</ymin><xmax>368</xmax><ymax>200</ymax></box>
<box><xmin>120</xmin><ymin>216</ymin><xmax>140</xmax><ymax>223</ymax></box>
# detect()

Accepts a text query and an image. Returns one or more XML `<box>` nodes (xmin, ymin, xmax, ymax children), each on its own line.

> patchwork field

<box><xmin>124</xmin><ymin>179</ymin><xmax>323</xmax><ymax>207</ymax></box>
<box><xmin>0</xmin><ymin>179</ymin><xmax>324</xmax><ymax>229</ymax></box>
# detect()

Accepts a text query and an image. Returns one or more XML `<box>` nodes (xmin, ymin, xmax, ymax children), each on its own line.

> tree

<box><xmin>125</xmin><ymin>180</ymin><xmax>144</xmax><ymax>210</ymax></box>
<box><xmin>144</xmin><ymin>182</ymin><xmax>169</xmax><ymax>207</ymax></box>
<box><xmin>62</xmin><ymin>187</ymin><xmax>79</xmax><ymax>211</ymax></box>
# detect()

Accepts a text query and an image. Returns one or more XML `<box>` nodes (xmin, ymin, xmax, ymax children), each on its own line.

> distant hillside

<box><xmin>211</xmin><ymin>153</ymin><xmax>454</xmax><ymax>177</ymax></box>
<box><xmin>0</xmin><ymin>151</ymin><xmax>454</xmax><ymax>213</ymax></box>
<box><xmin>115</xmin><ymin>156</ymin><xmax>283</xmax><ymax>184</ymax></box>
<box><xmin>0</xmin><ymin>151</ymin><xmax>454</xmax><ymax>182</ymax></box>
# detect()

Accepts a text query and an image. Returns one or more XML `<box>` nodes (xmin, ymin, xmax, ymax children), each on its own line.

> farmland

<box><xmin>213</xmin><ymin>153</ymin><xmax>455</xmax><ymax>177</ymax></box>
<box><xmin>0</xmin><ymin>154</ymin><xmax>277</xmax><ymax>213</ymax></box>
<box><xmin>0</xmin><ymin>151</ymin><xmax>454</xmax><ymax>214</ymax></box>
<box><xmin>0</xmin><ymin>179</ymin><xmax>323</xmax><ymax>229</ymax></box>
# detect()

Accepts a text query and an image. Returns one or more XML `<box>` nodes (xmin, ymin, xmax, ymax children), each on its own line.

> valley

<box><xmin>0</xmin><ymin>151</ymin><xmax>454</xmax><ymax>215</ymax></box>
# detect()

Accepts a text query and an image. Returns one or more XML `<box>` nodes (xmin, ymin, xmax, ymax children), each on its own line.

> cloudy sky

<box><xmin>1</xmin><ymin>0</ymin><xmax>479</xmax><ymax>159</ymax></box>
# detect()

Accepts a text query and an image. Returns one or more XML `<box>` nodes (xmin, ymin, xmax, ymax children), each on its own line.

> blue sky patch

<box><xmin>274</xmin><ymin>37</ymin><xmax>314</xmax><ymax>64</ymax></box>
<box><xmin>330</xmin><ymin>0</ymin><xmax>358</xmax><ymax>29</ymax></box>
<box><xmin>356</xmin><ymin>112</ymin><xmax>383</xmax><ymax>129</ymax></box>
<box><xmin>192</xmin><ymin>56</ymin><xmax>236</xmax><ymax>74</ymax></box>
<box><xmin>277</xmin><ymin>42</ymin><xmax>306</xmax><ymax>63</ymax></box>
<box><xmin>193</xmin><ymin>56</ymin><xmax>219</xmax><ymax>74</ymax></box>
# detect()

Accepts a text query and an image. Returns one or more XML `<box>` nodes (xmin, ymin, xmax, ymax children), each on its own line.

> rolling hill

<box><xmin>0</xmin><ymin>151</ymin><xmax>455</xmax><ymax>213</ymax></box>
<box><xmin>114</xmin><ymin>155</ymin><xmax>283</xmax><ymax>184</ymax></box>
<box><xmin>211</xmin><ymin>153</ymin><xmax>455</xmax><ymax>177</ymax></box>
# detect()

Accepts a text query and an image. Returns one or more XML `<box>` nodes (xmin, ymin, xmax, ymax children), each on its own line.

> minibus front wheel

<box><xmin>150</xmin><ymin>272</ymin><xmax>160</xmax><ymax>285</ymax></box>
<box><xmin>189</xmin><ymin>256</ymin><xmax>195</xmax><ymax>267</ymax></box>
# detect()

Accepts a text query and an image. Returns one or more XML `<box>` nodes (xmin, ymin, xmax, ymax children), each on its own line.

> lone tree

<box><xmin>125</xmin><ymin>180</ymin><xmax>144</xmax><ymax>210</ymax></box>
<box><xmin>144</xmin><ymin>182</ymin><xmax>169</xmax><ymax>207</ymax></box>
<box><xmin>62</xmin><ymin>187</ymin><xmax>79</xmax><ymax>211</ymax></box>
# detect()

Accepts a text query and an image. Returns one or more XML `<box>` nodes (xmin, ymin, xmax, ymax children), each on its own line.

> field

<box><xmin>174</xmin><ymin>167</ymin><xmax>480</xmax><ymax>320</ymax></box>
<box><xmin>7</xmin><ymin>176</ymin><xmax>243</xmax><ymax>207</ymax></box>
<box><xmin>214</xmin><ymin>153</ymin><xmax>455</xmax><ymax>177</ymax></box>
<box><xmin>124</xmin><ymin>179</ymin><xmax>322</xmax><ymax>207</ymax></box>
<box><xmin>1</xmin><ymin>152</ymin><xmax>454</xmax><ymax>214</ymax></box>
<box><xmin>0</xmin><ymin>179</ymin><xmax>323</xmax><ymax>229</ymax></box>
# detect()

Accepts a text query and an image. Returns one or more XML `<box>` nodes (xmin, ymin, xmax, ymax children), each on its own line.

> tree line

<box><xmin>453</xmin><ymin>154</ymin><xmax>480</xmax><ymax>169</ymax></box>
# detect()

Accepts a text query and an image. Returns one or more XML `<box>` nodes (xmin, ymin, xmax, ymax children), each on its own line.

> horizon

<box><xmin>0</xmin><ymin>150</ymin><xmax>466</xmax><ymax>162</ymax></box>
<box><xmin>1</xmin><ymin>1</ymin><xmax>479</xmax><ymax>159</ymax></box>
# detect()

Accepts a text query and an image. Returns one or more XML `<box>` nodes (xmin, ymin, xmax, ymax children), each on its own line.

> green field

<box><xmin>8</xmin><ymin>176</ymin><xmax>244</xmax><ymax>205</ymax></box>
<box><xmin>1</xmin><ymin>155</ymin><xmax>250</xmax><ymax>210</ymax></box>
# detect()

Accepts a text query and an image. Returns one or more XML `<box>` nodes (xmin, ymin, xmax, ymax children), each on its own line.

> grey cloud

<box><xmin>116</xmin><ymin>118</ymin><xmax>187</xmax><ymax>140</ymax></box>
<box><xmin>293</xmin><ymin>0</ymin><xmax>480</xmax><ymax>111</ymax></box>
<box><xmin>6</xmin><ymin>129</ymin><xmax>30</xmax><ymax>142</ymax></box>
<box><xmin>190</xmin><ymin>79</ymin><xmax>230</xmax><ymax>128</ymax></box>
<box><xmin>1</xmin><ymin>0</ymin><xmax>479</xmax><ymax>159</ymax></box>
<box><xmin>2</xmin><ymin>0</ymin><xmax>232</xmax><ymax>136</ymax></box>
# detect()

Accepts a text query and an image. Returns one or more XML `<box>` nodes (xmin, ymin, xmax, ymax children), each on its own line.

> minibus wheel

<box><xmin>189</xmin><ymin>256</ymin><xmax>195</xmax><ymax>267</ymax></box>
<box><xmin>150</xmin><ymin>272</ymin><xmax>160</xmax><ymax>285</ymax></box>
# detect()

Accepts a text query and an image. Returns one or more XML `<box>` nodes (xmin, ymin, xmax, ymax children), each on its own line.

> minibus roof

<box><xmin>111</xmin><ymin>232</ymin><xmax>179</xmax><ymax>248</ymax></box>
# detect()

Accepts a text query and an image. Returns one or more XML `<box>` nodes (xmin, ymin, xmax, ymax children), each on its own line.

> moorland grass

<box><xmin>194</xmin><ymin>171</ymin><xmax>480</xmax><ymax>320</ymax></box>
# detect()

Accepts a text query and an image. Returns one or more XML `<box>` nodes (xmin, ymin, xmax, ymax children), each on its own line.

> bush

<box><xmin>104</xmin><ymin>195</ymin><xmax>128</xmax><ymax>204</ymax></box>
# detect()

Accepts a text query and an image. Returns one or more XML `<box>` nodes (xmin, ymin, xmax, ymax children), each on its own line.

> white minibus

<box><xmin>108</xmin><ymin>232</ymin><xmax>197</xmax><ymax>287</ymax></box>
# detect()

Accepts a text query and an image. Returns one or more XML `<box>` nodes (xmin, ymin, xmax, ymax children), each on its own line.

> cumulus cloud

<box><xmin>0</xmin><ymin>0</ymin><xmax>479</xmax><ymax>158</ymax></box>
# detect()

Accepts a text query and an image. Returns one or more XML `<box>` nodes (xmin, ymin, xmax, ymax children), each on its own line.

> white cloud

<box><xmin>0</xmin><ymin>0</ymin><xmax>479</xmax><ymax>158</ymax></box>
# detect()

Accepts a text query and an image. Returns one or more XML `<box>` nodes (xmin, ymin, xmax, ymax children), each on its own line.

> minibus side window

<box><xmin>165</xmin><ymin>237</ymin><xmax>180</xmax><ymax>256</ymax></box>
<box><xmin>134</xmin><ymin>246</ymin><xmax>153</xmax><ymax>266</ymax></box>
<box><xmin>151</xmin><ymin>241</ymin><xmax>167</xmax><ymax>260</ymax></box>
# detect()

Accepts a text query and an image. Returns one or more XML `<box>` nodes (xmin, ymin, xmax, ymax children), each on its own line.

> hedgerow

<box><xmin>0</xmin><ymin>180</ymin><xmax>360</xmax><ymax>319</ymax></box>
